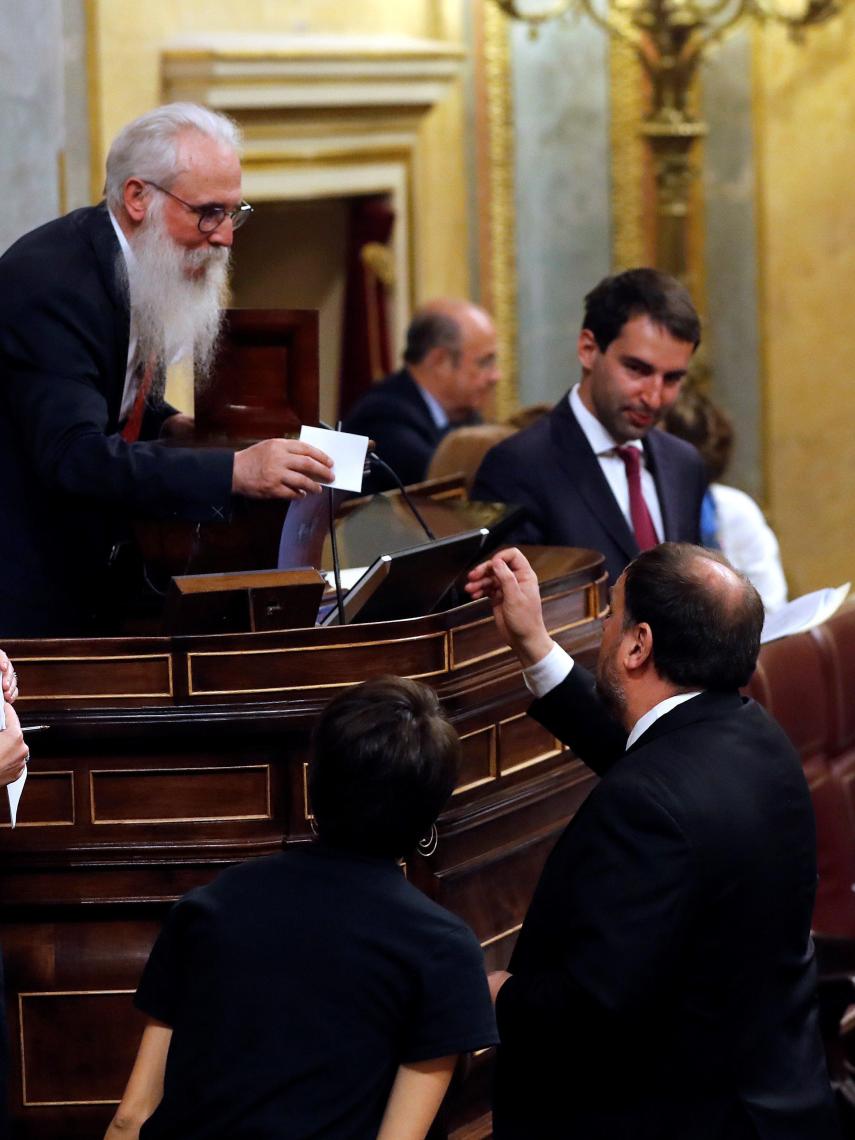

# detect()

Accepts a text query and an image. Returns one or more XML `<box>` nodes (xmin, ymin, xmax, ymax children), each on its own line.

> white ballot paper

<box><xmin>760</xmin><ymin>582</ymin><xmax>851</xmax><ymax>645</ymax></box>
<box><xmin>0</xmin><ymin>701</ymin><xmax>26</xmax><ymax>828</ymax></box>
<box><xmin>323</xmin><ymin>567</ymin><xmax>368</xmax><ymax>592</ymax></box>
<box><xmin>299</xmin><ymin>426</ymin><xmax>368</xmax><ymax>494</ymax></box>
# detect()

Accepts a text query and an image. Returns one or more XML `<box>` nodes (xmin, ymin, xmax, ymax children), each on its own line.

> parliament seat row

<box><xmin>746</xmin><ymin>604</ymin><xmax>855</xmax><ymax>942</ymax></box>
<box><xmin>745</xmin><ymin>603</ymin><xmax>855</xmax><ymax>1126</ymax></box>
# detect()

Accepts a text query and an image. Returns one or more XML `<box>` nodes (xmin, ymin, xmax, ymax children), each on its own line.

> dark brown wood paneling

<box><xmin>0</xmin><ymin>547</ymin><xmax>608</xmax><ymax>1139</ymax></box>
<box><xmin>0</xmin><ymin>772</ymin><xmax>75</xmax><ymax>828</ymax></box>
<box><xmin>450</xmin><ymin>615</ymin><xmax>510</xmax><ymax>671</ymax></box>
<box><xmin>455</xmin><ymin>727</ymin><xmax>496</xmax><ymax>794</ymax></box>
<box><xmin>498</xmin><ymin>714</ymin><xmax>561</xmax><ymax>776</ymax></box>
<box><xmin>437</xmin><ymin>829</ymin><xmax>564</xmax><ymax>963</ymax></box>
<box><xmin>19</xmin><ymin>991</ymin><xmax>146</xmax><ymax>1106</ymax></box>
<box><xmin>194</xmin><ymin>309</ymin><xmax>319</xmax><ymax>443</ymax></box>
<box><xmin>186</xmin><ymin>634</ymin><xmax>449</xmax><ymax>697</ymax></box>
<box><xmin>14</xmin><ymin>654</ymin><xmax>172</xmax><ymax>703</ymax></box>
<box><xmin>90</xmin><ymin>765</ymin><xmax>271</xmax><ymax>824</ymax></box>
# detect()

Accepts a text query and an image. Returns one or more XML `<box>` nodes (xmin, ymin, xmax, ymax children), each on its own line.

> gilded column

<box><xmin>481</xmin><ymin>2</ymin><xmax>519</xmax><ymax>419</ymax></box>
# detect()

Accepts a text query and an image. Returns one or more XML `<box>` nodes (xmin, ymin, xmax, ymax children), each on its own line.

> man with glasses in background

<box><xmin>342</xmin><ymin>298</ymin><xmax>501</xmax><ymax>493</ymax></box>
<box><xmin>0</xmin><ymin>103</ymin><xmax>334</xmax><ymax>638</ymax></box>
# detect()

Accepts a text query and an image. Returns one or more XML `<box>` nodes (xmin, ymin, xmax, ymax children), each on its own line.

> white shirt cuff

<box><xmin>522</xmin><ymin>642</ymin><xmax>574</xmax><ymax>699</ymax></box>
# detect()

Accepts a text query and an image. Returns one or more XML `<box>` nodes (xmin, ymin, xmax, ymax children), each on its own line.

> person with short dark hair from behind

<box><xmin>106</xmin><ymin>677</ymin><xmax>497</xmax><ymax>1140</ymax></box>
<box><xmin>342</xmin><ymin>299</ymin><xmax>500</xmax><ymax>493</ymax></box>
<box><xmin>466</xmin><ymin>544</ymin><xmax>836</xmax><ymax>1139</ymax></box>
<box><xmin>664</xmin><ymin>388</ymin><xmax>787</xmax><ymax>611</ymax></box>
<box><xmin>471</xmin><ymin>268</ymin><xmax>707</xmax><ymax>584</ymax></box>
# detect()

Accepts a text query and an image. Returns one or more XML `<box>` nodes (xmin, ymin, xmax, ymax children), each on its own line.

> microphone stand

<box><xmin>318</xmin><ymin>421</ymin><xmax>348</xmax><ymax>625</ymax></box>
<box><xmin>367</xmin><ymin>451</ymin><xmax>437</xmax><ymax>542</ymax></box>
<box><xmin>317</xmin><ymin>423</ymin><xmax>438</xmax><ymax>624</ymax></box>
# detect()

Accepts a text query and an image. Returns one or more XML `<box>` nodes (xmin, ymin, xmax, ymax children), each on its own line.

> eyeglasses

<box><xmin>143</xmin><ymin>180</ymin><xmax>253</xmax><ymax>233</ymax></box>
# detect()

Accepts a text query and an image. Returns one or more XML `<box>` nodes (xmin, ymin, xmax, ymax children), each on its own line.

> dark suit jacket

<box><xmin>342</xmin><ymin>368</ymin><xmax>477</xmax><ymax>494</ymax></box>
<box><xmin>0</xmin><ymin>205</ymin><xmax>234</xmax><ymax>637</ymax></box>
<box><xmin>471</xmin><ymin>396</ymin><xmax>706</xmax><ymax>582</ymax></box>
<box><xmin>492</xmin><ymin>667</ymin><xmax>837</xmax><ymax>1140</ymax></box>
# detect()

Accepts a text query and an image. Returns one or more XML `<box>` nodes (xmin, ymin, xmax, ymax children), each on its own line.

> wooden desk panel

<box><xmin>1</xmin><ymin>548</ymin><xmax>606</xmax><ymax>1139</ymax></box>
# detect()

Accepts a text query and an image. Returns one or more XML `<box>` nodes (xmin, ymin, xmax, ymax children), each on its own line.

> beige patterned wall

<box><xmin>752</xmin><ymin>15</ymin><xmax>855</xmax><ymax>594</ymax></box>
<box><xmin>88</xmin><ymin>0</ymin><xmax>469</xmax><ymax>302</ymax></box>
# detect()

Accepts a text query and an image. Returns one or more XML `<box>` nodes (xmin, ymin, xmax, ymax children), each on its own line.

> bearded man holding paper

<box><xmin>0</xmin><ymin>103</ymin><xmax>335</xmax><ymax>639</ymax></box>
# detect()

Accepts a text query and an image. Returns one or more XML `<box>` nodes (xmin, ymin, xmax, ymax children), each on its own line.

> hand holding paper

<box><xmin>0</xmin><ymin>649</ymin><xmax>18</xmax><ymax>702</ymax></box>
<box><xmin>0</xmin><ymin>701</ymin><xmax>28</xmax><ymax>827</ymax></box>
<box><xmin>299</xmin><ymin>426</ymin><xmax>368</xmax><ymax>494</ymax></box>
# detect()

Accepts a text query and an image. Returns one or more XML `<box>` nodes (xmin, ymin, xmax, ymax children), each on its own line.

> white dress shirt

<box><xmin>711</xmin><ymin>483</ymin><xmax>788</xmax><ymax>613</ymax></box>
<box><xmin>417</xmin><ymin>382</ymin><xmax>450</xmax><ymax>431</ymax></box>
<box><xmin>568</xmin><ymin>384</ymin><xmax>664</xmax><ymax>542</ymax></box>
<box><xmin>108</xmin><ymin>210</ymin><xmax>141</xmax><ymax>422</ymax></box>
<box><xmin>522</xmin><ymin>642</ymin><xmax>701</xmax><ymax>750</ymax></box>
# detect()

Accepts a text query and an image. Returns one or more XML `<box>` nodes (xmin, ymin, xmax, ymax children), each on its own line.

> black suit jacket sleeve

<box><xmin>2</xmin><ymin>275</ymin><xmax>233</xmax><ymax>522</ymax></box>
<box><xmin>529</xmin><ymin>665</ymin><xmax>628</xmax><ymax>777</ymax></box>
<box><xmin>496</xmin><ymin>772</ymin><xmax>694</xmax><ymax>1048</ymax></box>
<box><xmin>499</xmin><ymin>666</ymin><xmax>694</xmax><ymax>1048</ymax></box>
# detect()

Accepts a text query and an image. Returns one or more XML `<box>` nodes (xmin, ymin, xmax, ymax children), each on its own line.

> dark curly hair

<box><xmin>309</xmin><ymin>676</ymin><xmax>460</xmax><ymax>859</ymax></box>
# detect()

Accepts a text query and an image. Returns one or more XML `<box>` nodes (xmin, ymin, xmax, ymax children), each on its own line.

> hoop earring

<box><xmin>417</xmin><ymin>824</ymin><xmax>438</xmax><ymax>858</ymax></box>
<box><xmin>309</xmin><ymin>817</ymin><xmax>318</xmax><ymax>836</ymax></box>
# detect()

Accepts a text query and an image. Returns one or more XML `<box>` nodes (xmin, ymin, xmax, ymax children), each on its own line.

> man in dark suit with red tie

<box><xmin>0</xmin><ymin>102</ymin><xmax>334</xmax><ymax>639</ymax></box>
<box><xmin>467</xmin><ymin>543</ymin><xmax>838</xmax><ymax>1139</ymax></box>
<box><xmin>471</xmin><ymin>269</ymin><xmax>707</xmax><ymax>583</ymax></box>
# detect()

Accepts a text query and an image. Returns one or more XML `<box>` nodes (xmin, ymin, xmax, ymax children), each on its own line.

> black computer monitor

<box><xmin>321</xmin><ymin>528</ymin><xmax>489</xmax><ymax>626</ymax></box>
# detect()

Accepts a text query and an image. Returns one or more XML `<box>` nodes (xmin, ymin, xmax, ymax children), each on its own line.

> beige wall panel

<box><xmin>92</xmin><ymin>0</ymin><xmax>468</xmax><ymax>306</ymax></box>
<box><xmin>753</xmin><ymin>18</ymin><xmax>855</xmax><ymax>594</ymax></box>
<box><xmin>411</xmin><ymin>84</ymin><xmax>470</xmax><ymax>301</ymax></box>
<box><xmin>93</xmin><ymin>0</ymin><xmax>454</xmax><ymax>154</ymax></box>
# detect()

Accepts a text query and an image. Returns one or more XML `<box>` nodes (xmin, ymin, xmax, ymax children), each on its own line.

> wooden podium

<box><xmin>1</xmin><ymin>546</ymin><xmax>607</xmax><ymax>1139</ymax></box>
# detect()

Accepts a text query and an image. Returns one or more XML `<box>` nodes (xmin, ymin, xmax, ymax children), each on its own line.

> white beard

<box><xmin>123</xmin><ymin>199</ymin><xmax>230</xmax><ymax>391</ymax></box>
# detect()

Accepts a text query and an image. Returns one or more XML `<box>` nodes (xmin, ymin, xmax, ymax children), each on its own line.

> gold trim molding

<box><xmin>609</xmin><ymin>37</ymin><xmax>648</xmax><ymax>271</ymax></box>
<box><xmin>482</xmin><ymin>3</ymin><xmax>519</xmax><ymax>417</ymax></box>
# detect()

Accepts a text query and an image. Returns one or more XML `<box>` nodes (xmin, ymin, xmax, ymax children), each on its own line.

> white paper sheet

<box><xmin>323</xmin><ymin>567</ymin><xmax>368</xmax><ymax>591</ymax></box>
<box><xmin>6</xmin><ymin>767</ymin><xmax>26</xmax><ymax>829</ymax></box>
<box><xmin>760</xmin><ymin>583</ymin><xmax>851</xmax><ymax>644</ymax></box>
<box><xmin>0</xmin><ymin>701</ymin><xmax>26</xmax><ymax>828</ymax></box>
<box><xmin>299</xmin><ymin>426</ymin><xmax>368</xmax><ymax>494</ymax></box>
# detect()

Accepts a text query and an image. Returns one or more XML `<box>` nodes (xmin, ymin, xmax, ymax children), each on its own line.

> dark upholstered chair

<box><xmin>745</xmin><ymin>604</ymin><xmax>855</xmax><ymax>1130</ymax></box>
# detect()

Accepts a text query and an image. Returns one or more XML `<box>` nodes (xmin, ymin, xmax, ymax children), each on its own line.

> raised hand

<box><xmin>0</xmin><ymin>702</ymin><xmax>27</xmax><ymax>787</ymax></box>
<box><xmin>465</xmin><ymin>548</ymin><xmax>553</xmax><ymax>668</ymax></box>
<box><xmin>0</xmin><ymin>650</ymin><xmax>18</xmax><ymax>703</ymax></box>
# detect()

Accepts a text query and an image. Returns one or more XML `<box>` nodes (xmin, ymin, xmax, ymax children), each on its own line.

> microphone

<box><xmin>366</xmin><ymin>449</ymin><xmax>437</xmax><ymax>543</ymax></box>
<box><xmin>315</xmin><ymin>421</ymin><xmax>348</xmax><ymax>623</ymax></box>
<box><xmin>319</xmin><ymin>421</ymin><xmax>435</xmax><ymax>541</ymax></box>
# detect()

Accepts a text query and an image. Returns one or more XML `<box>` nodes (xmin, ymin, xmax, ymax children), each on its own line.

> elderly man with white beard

<box><xmin>0</xmin><ymin>103</ymin><xmax>334</xmax><ymax>638</ymax></box>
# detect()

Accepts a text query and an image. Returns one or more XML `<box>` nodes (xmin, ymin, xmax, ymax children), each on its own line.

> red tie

<box><xmin>121</xmin><ymin>357</ymin><xmax>156</xmax><ymax>443</ymax></box>
<box><xmin>616</xmin><ymin>445</ymin><xmax>659</xmax><ymax>551</ymax></box>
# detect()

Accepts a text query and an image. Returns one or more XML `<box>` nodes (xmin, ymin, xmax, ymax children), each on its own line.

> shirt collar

<box><xmin>416</xmin><ymin>380</ymin><xmax>450</xmax><ymax>430</ymax></box>
<box><xmin>108</xmin><ymin>209</ymin><xmax>136</xmax><ymax>270</ymax></box>
<box><xmin>626</xmin><ymin>690</ymin><xmax>703</xmax><ymax>750</ymax></box>
<box><xmin>568</xmin><ymin>383</ymin><xmax>643</xmax><ymax>460</ymax></box>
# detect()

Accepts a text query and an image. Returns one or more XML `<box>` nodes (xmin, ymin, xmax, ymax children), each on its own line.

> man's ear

<box><xmin>622</xmin><ymin>622</ymin><xmax>654</xmax><ymax>674</ymax></box>
<box><xmin>122</xmin><ymin>177</ymin><xmax>150</xmax><ymax>225</ymax></box>
<box><xmin>577</xmin><ymin>328</ymin><xmax>599</xmax><ymax>372</ymax></box>
<box><xmin>424</xmin><ymin>345</ymin><xmax>453</xmax><ymax>375</ymax></box>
